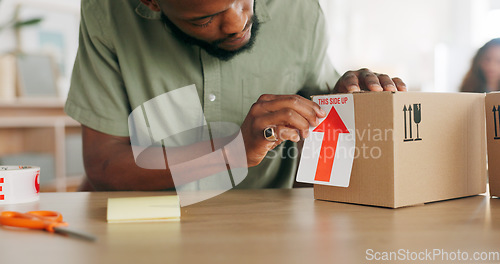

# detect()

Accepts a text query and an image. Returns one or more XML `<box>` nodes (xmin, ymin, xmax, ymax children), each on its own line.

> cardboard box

<box><xmin>313</xmin><ymin>92</ymin><xmax>487</xmax><ymax>208</ymax></box>
<box><xmin>486</xmin><ymin>92</ymin><xmax>500</xmax><ymax>197</ymax></box>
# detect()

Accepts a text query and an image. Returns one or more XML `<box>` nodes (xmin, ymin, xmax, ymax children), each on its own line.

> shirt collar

<box><xmin>135</xmin><ymin>0</ymin><xmax>270</xmax><ymax>23</ymax></box>
<box><xmin>255</xmin><ymin>0</ymin><xmax>270</xmax><ymax>23</ymax></box>
<box><xmin>135</xmin><ymin>3</ymin><xmax>162</xmax><ymax>20</ymax></box>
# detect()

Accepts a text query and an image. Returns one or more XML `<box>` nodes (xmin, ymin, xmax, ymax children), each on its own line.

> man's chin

<box><xmin>218</xmin><ymin>39</ymin><xmax>252</xmax><ymax>52</ymax></box>
<box><xmin>203</xmin><ymin>28</ymin><xmax>257</xmax><ymax>61</ymax></box>
<box><xmin>217</xmin><ymin>28</ymin><xmax>253</xmax><ymax>51</ymax></box>
<box><xmin>161</xmin><ymin>12</ymin><xmax>260</xmax><ymax>61</ymax></box>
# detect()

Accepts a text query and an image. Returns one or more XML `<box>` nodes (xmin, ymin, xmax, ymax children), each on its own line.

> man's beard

<box><xmin>161</xmin><ymin>13</ymin><xmax>260</xmax><ymax>61</ymax></box>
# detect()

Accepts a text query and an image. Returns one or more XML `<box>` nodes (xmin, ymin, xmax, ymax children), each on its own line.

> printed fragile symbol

<box><xmin>313</xmin><ymin>106</ymin><xmax>350</xmax><ymax>182</ymax></box>
<box><xmin>403</xmin><ymin>103</ymin><xmax>422</xmax><ymax>142</ymax></box>
<box><xmin>413</xmin><ymin>104</ymin><xmax>422</xmax><ymax>141</ymax></box>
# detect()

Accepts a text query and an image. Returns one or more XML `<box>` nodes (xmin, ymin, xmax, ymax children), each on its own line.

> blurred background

<box><xmin>0</xmin><ymin>0</ymin><xmax>81</xmax><ymax>191</ymax></box>
<box><xmin>0</xmin><ymin>0</ymin><xmax>499</xmax><ymax>191</ymax></box>
<box><xmin>322</xmin><ymin>0</ymin><xmax>500</xmax><ymax>92</ymax></box>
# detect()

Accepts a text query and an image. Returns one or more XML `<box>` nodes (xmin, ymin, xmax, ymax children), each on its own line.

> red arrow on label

<box><xmin>313</xmin><ymin>106</ymin><xmax>350</xmax><ymax>182</ymax></box>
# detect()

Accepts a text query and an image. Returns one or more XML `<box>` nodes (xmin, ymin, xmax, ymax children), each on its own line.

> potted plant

<box><xmin>0</xmin><ymin>0</ymin><xmax>43</xmax><ymax>33</ymax></box>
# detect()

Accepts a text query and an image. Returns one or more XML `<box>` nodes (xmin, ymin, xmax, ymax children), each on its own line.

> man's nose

<box><xmin>220</xmin><ymin>6</ymin><xmax>248</xmax><ymax>35</ymax></box>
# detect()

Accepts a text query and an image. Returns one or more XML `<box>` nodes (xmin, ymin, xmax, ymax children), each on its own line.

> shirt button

<box><xmin>208</xmin><ymin>94</ymin><xmax>216</xmax><ymax>102</ymax></box>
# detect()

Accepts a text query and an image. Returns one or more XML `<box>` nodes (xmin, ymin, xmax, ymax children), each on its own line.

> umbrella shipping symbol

<box><xmin>493</xmin><ymin>105</ymin><xmax>500</xmax><ymax>140</ymax></box>
<box><xmin>296</xmin><ymin>94</ymin><xmax>355</xmax><ymax>187</ymax></box>
<box><xmin>403</xmin><ymin>103</ymin><xmax>422</xmax><ymax>142</ymax></box>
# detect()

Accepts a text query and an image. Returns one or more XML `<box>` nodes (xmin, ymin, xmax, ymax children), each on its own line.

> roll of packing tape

<box><xmin>0</xmin><ymin>166</ymin><xmax>40</xmax><ymax>205</ymax></box>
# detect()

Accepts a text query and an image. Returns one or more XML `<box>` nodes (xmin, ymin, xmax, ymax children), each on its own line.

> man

<box><xmin>66</xmin><ymin>0</ymin><xmax>406</xmax><ymax>191</ymax></box>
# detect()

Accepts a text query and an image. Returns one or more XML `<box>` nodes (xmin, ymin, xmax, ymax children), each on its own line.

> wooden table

<box><xmin>1</xmin><ymin>189</ymin><xmax>499</xmax><ymax>264</ymax></box>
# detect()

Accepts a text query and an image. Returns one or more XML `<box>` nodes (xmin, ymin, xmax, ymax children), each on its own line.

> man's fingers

<box><xmin>338</xmin><ymin>71</ymin><xmax>360</xmax><ymax>93</ymax></box>
<box><xmin>256</xmin><ymin>94</ymin><xmax>278</xmax><ymax>103</ymax></box>
<box><xmin>256</xmin><ymin>95</ymin><xmax>325</xmax><ymax>124</ymax></box>
<box><xmin>273</xmin><ymin>126</ymin><xmax>302</xmax><ymax>142</ymax></box>
<box><xmin>360</xmin><ymin>69</ymin><xmax>383</xmax><ymax>91</ymax></box>
<box><xmin>261</xmin><ymin>108</ymin><xmax>311</xmax><ymax>137</ymax></box>
<box><xmin>335</xmin><ymin>69</ymin><xmax>408</xmax><ymax>93</ymax></box>
<box><xmin>242</xmin><ymin>94</ymin><xmax>326</xmax><ymax>166</ymax></box>
<box><xmin>392</xmin><ymin>77</ymin><xmax>407</xmax><ymax>91</ymax></box>
<box><xmin>253</xmin><ymin>107</ymin><xmax>312</xmax><ymax>142</ymax></box>
<box><xmin>376</xmin><ymin>74</ymin><xmax>397</xmax><ymax>91</ymax></box>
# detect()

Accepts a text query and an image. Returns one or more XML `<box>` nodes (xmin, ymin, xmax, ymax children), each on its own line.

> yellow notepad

<box><xmin>107</xmin><ymin>195</ymin><xmax>181</xmax><ymax>223</ymax></box>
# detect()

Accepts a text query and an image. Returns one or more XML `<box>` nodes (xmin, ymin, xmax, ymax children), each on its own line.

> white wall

<box><xmin>321</xmin><ymin>0</ymin><xmax>498</xmax><ymax>92</ymax></box>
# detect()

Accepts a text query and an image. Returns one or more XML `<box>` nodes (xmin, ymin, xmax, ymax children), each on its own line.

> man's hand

<box><xmin>240</xmin><ymin>94</ymin><xmax>326</xmax><ymax>167</ymax></box>
<box><xmin>334</xmin><ymin>68</ymin><xmax>407</xmax><ymax>93</ymax></box>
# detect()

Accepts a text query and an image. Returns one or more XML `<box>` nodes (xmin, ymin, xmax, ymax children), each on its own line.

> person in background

<box><xmin>460</xmin><ymin>38</ymin><xmax>500</xmax><ymax>93</ymax></box>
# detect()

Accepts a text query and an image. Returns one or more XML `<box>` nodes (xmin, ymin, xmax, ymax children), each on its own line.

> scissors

<box><xmin>0</xmin><ymin>211</ymin><xmax>96</xmax><ymax>242</ymax></box>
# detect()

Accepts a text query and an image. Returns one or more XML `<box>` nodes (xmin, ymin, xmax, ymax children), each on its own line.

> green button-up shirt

<box><xmin>65</xmin><ymin>0</ymin><xmax>339</xmax><ymax>189</ymax></box>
